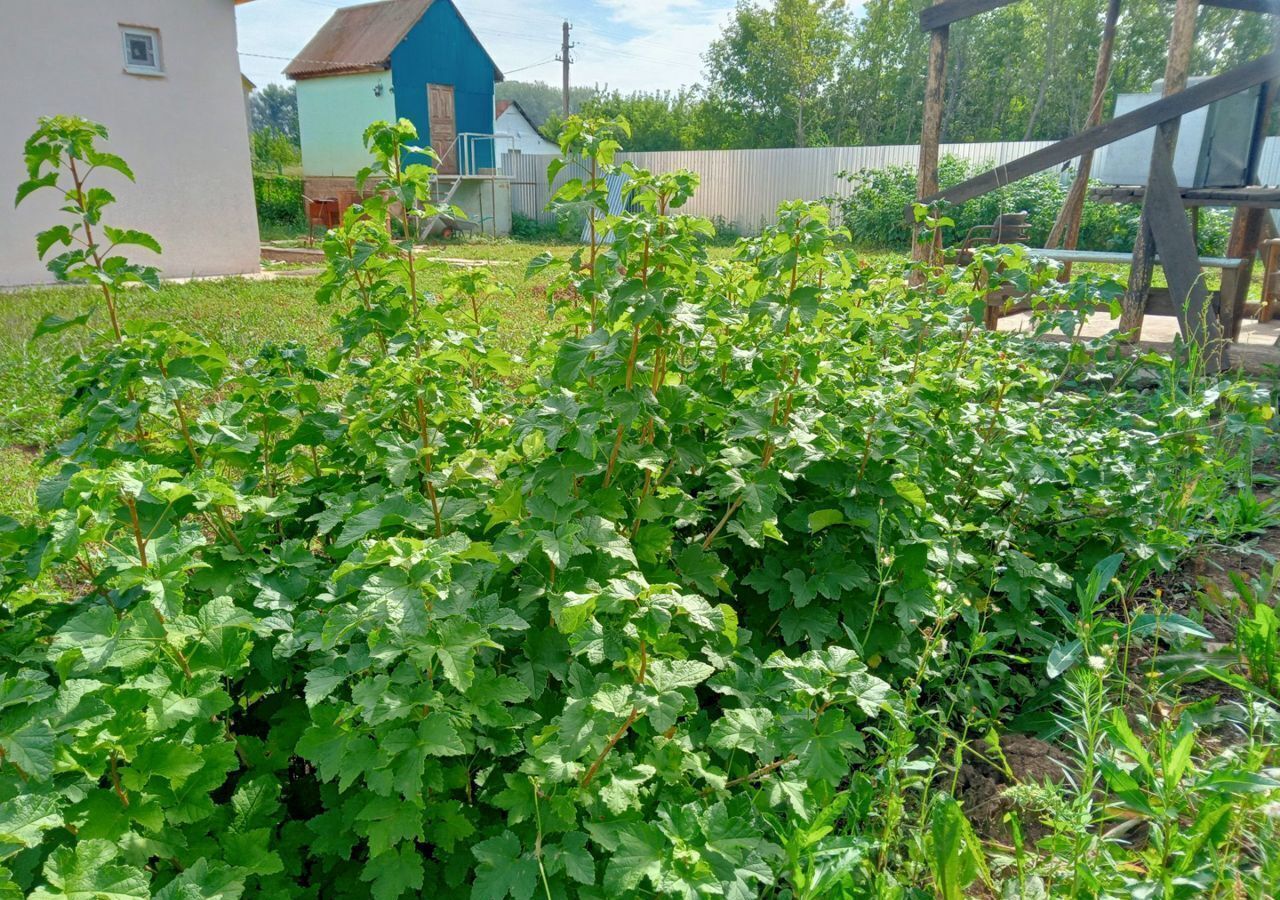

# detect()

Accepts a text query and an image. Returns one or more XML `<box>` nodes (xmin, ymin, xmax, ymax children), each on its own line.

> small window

<box><xmin>121</xmin><ymin>27</ymin><xmax>162</xmax><ymax>75</ymax></box>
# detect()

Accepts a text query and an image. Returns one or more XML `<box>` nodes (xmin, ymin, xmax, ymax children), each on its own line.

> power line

<box><xmin>504</xmin><ymin>56</ymin><xmax>558</xmax><ymax>75</ymax></box>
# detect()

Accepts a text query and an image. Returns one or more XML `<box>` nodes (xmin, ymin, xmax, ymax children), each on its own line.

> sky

<box><xmin>235</xmin><ymin>0</ymin><xmax>742</xmax><ymax>94</ymax></box>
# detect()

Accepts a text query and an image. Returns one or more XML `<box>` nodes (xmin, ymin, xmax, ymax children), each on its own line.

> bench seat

<box><xmin>1028</xmin><ymin>248</ymin><xmax>1247</xmax><ymax>270</ymax></box>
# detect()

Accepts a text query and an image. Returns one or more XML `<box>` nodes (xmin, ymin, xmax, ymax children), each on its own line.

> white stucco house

<box><xmin>496</xmin><ymin>100</ymin><xmax>557</xmax><ymax>163</ymax></box>
<box><xmin>0</xmin><ymin>0</ymin><xmax>260</xmax><ymax>287</ymax></box>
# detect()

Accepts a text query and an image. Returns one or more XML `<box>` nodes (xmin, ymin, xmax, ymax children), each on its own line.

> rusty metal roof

<box><xmin>285</xmin><ymin>0</ymin><xmax>433</xmax><ymax>80</ymax></box>
<box><xmin>285</xmin><ymin>0</ymin><xmax>503</xmax><ymax>82</ymax></box>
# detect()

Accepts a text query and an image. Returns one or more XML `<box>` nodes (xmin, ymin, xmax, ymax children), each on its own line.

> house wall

<box><xmin>297</xmin><ymin>72</ymin><xmax>397</xmax><ymax>177</ymax></box>
<box><xmin>496</xmin><ymin>106</ymin><xmax>557</xmax><ymax>160</ymax></box>
<box><xmin>391</xmin><ymin>0</ymin><xmax>497</xmax><ymax>170</ymax></box>
<box><xmin>0</xmin><ymin>0</ymin><xmax>259</xmax><ymax>286</ymax></box>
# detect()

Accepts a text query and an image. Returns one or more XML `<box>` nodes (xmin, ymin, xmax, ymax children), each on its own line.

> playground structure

<box><xmin>910</xmin><ymin>0</ymin><xmax>1280</xmax><ymax>365</ymax></box>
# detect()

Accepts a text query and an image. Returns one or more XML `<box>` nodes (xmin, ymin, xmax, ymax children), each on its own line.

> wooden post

<box><xmin>1047</xmin><ymin>0</ymin><xmax>1121</xmax><ymax>278</ymax></box>
<box><xmin>1220</xmin><ymin>210</ymin><xmax>1264</xmax><ymax>334</ymax></box>
<box><xmin>1143</xmin><ymin>138</ymin><xmax>1216</xmax><ymax>349</ymax></box>
<box><xmin>911</xmin><ymin>1</ymin><xmax>949</xmax><ymax>280</ymax></box>
<box><xmin>1119</xmin><ymin>0</ymin><xmax>1200</xmax><ymax>339</ymax></box>
<box><xmin>1222</xmin><ymin>13</ymin><xmax>1277</xmax><ymax>336</ymax></box>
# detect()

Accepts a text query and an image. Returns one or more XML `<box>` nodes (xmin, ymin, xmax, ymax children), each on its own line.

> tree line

<box><xmin>499</xmin><ymin>0</ymin><xmax>1273</xmax><ymax>152</ymax></box>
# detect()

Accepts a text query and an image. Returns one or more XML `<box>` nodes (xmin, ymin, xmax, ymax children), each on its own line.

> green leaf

<box><xmin>675</xmin><ymin>544</ymin><xmax>728</xmax><ymax>596</ymax></box>
<box><xmin>304</xmin><ymin>666</ymin><xmax>346</xmax><ymax>707</ymax></box>
<box><xmin>85</xmin><ymin>148</ymin><xmax>136</xmax><ymax>181</ymax></box>
<box><xmin>0</xmin><ymin>795</ymin><xmax>61</xmax><ymax>858</ymax></box>
<box><xmin>15</xmin><ymin>172</ymin><xmax>58</xmax><ymax>206</ymax></box>
<box><xmin>0</xmin><ymin>720</ymin><xmax>54</xmax><ymax>780</ymax></box>
<box><xmin>29</xmin><ymin>839</ymin><xmax>149</xmax><ymax>900</ymax></box>
<box><xmin>153</xmin><ymin>859</ymin><xmax>245</xmax><ymax>899</ymax></box>
<box><xmin>1046</xmin><ymin>640</ymin><xmax>1082</xmax><ymax>679</ymax></box>
<box><xmin>471</xmin><ymin>831</ymin><xmax>538</xmax><ymax>900</ymax></box>
<box><xmin>807</xmin><ymin>509</ymin><xmax>845</xmax><ymax>532</ymax></box>
<box><xmin>102</xmin><ymin>226</ymin><xmax>161</xmax><ymax>255</ymax></box>
<box><xmin>1128</xmin><ymin>613</ymin><xmax>1213</xmax><ymax>642</ymax></box>
<box><xmin>708</xmin><ymin>707</ymin><xmax>775</xmax><ymax>754</ymax></box>
<box><xmin>604</xmin><ymin>823</ymin><xmax>664</xmax><ymax>893</ymax></box>
<box><xmin>358</xmin><ymin>796</ymin><xmax>424</xmax><ymax>856</ymax></box>
<box><xmin>419</xmin><ymin>712</ymin><xmax>466</xmax><ymax>756</ymax></box>
<box><xmin>1198</xmin><ymin>769</ymin><xmax>1280</xmax><ymax>794</ymax></box>
<box><xmin>890</xmin><ymin>478</ymin><xmax>927</xmax><ymax>511</ymax></box>
<box><xmin>35</xmin><ymin>225</ymin><xmax>74</xmax><ymax>260</ymax></box>
<box><xmin>929</xmin><ymin>797</ymin><xmax>988</xmax><ymax>900</ymax></box>
<box><xmin>31</xmin><ymin>311</ymin><xmax>92</xmax><ymax>341</ymax></box>
<box><xmin>553</xmin><ymin>831</ymin><xmax>595</xmax><ymax>885</ymax></box>
<box><xmin>646</xmin><ymin>659</ymin><xmax>714</xmax><ymax>692</ymax></box>
<box><xmin>362</xmin><ymin>843</ymin><xmax>425</xmax><ymax>900</ymax></box>
<box><xmin>0</xmin><ymin>676</ymin><xmax>53</xmax><ymax>711</ymax></box>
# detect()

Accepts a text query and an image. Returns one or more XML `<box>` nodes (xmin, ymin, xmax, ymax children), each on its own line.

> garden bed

<box><xmin>1</xmin><ymin>115</ymin><xmax>1277</xmax><ymax>900</ymax></box>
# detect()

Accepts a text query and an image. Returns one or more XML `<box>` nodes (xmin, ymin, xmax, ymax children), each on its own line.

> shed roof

<box><xmin>285</xmin><ymin>0</ymin><xmax>503</xmax><ymax>82</ymax></box>
<box><xmin>496</xmin><ymin>100</ymin><xmax>542</xmax><ymax>129</ymax></box>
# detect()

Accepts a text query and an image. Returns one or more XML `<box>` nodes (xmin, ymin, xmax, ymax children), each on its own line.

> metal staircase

<box><xmin>421</xmin><ymin>132</ymin><xmax>514</xmax><ymax>237</ymax></box>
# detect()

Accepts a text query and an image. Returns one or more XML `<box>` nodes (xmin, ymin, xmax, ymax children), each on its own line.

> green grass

<box><xmin>0</xmin><ymin>242</ymin><xmax>572</xmax><ymax>453</ymax></box>
<box><xmin>0</xmin><ymin>447</ymin><xmax>39</xmax><ymax>520</ymax></box>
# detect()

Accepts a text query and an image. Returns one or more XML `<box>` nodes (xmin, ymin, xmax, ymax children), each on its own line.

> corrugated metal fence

<box><xmin>503</xmin><ymin>137</ymin><xmax>1280</xmax><ymax>235</ymax></box>
<box><xmin>503</xmin><ymin>142</ymin><xmax>1053</xmax><ymax>234</ymax></box>
<box><xmin>1255</xmin><ymin>136</ymin><xmax>1280</xmax><ymax>186</ymax></box>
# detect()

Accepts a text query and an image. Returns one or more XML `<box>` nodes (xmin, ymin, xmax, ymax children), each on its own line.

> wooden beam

<box><xmin>910</xmin><ymin>51</ymin><xmax>1280</xmax><ymax>217</ymax></box>
<box><xmin>926</xmin><ymin>0</ymin><xmax>1274</xmax><ymax>31</ymax></box>
<box><xmin>1194</xmin><ymin>0</ymin><xmax>1280</xmax><ymax>14</ymax></box>
<box><xmin>1121</xmin><ymin>0</ymin><xmax>1200</xmax><ymax>339</ymax></box>
<box><xmin>1142</xmin><ymin>137</ymin><xmax>1221</xmax><ymax>351</ymax></box>
<box><xmin>920</xmin><ymin>0</ymin><xmax>1278</xmax><ymax>32</ymax></box>
<box><xmin>1090</xmin><ymin>185</ymin><xmax>1280</xmax><ymax>206</ymax></box>
<box><xmin>920</xmin><ymin>0</ymin><xmax>1018</xmax><ymax>30</ymax></box>
<box><xmin>911</xmin><ymin>1</ymin><xmax>950</xmax><ymax>277</ymax></box>
<box><xmin>926</xmin><ymin>0</ymin><xmax>1274</xmax><ymax>32</ymax></box>
<box><xmin>1222</xmin><ymin>208</ymin><xmax>1266</xmax><ymax>338</ymax></box>
<box><xmin>1047</xmin><ymin>0</ymin><xmax>1121</xmax><ymax>277</ymax></box>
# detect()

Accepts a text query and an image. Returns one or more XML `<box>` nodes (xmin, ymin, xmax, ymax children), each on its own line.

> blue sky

<box><xmin>235</xmin><ymin>0</ymin><xmax>742</xmax><ymax>93</ymax></box>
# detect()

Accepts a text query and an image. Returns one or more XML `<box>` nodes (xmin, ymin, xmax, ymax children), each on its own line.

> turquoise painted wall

<box><xmin>391</xmin><ymin>0</ymin><xmax>497</xmax><ymax>170</ymax></box>
<box><xmin>297</xmin><ymin>71</ymin><xmax>396</xmax><ymax>176</ymax></box>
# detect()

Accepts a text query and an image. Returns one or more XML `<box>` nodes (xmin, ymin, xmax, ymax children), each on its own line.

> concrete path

<box><xmin>998</xmin><ymin>311</ymin><xmax>1280</xmax><ymax>374</ymax></box>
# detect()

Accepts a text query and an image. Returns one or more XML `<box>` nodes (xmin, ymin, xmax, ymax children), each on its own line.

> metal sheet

<box><xmin>286</xmin><ymin>0</ymin><xmax>432</xmax><ymax>80</ymax></box>
<box><xmin>505</xmin><ymin>141</ymin><xmax>1053</xmax><ymax>235</ymax></box>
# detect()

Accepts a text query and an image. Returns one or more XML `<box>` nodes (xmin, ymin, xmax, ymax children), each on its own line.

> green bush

<box><xmin>3</xmin><ymin>115</ymin><xmax>1277</xmax><ymax>900</ymax></box>
<box><xmin>253</xmin><ymin>172</ymin><xmax>305</xmax><ymax>231</ymax></box>
<box><xmin>830</xmin><ymin>156</ymin><xmax>1232</xmax><ymax>255</ymax></box>
<box><xmin>509</xmin><ymin>210</ymin><xmax>549</xmax><ymax>240</ymax></box>
<box><xmin>251</xmin><ymin>127</ymin><xmax>301</xmax><ymax>175</ymax></box>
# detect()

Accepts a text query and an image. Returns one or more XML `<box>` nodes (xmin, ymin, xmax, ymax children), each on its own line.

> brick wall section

<box><xmin>303</xmin><ymin>176</ymin><xmax>359</xmax><ymax>201</ymax></box>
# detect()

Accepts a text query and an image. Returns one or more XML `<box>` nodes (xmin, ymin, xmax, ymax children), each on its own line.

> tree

<box><xmin>579</xmin><ymin>89</ymin><xmax>710</xmax><ymax>151</ymax></box>
<box><xmin>496</xmin><ymin>80</ymin><xmax>597</xmax><ymax>134</ymax></box>
<box><xmin>832</xmin><ymin>0</ymin><xmax>929</xmax><ymax>145</ymax></box>
<box><xmin>249</xmin><ymin>83</ymin><xmax>299</xmax><ymax>142</ymax></box>
<box><xmin>704</xmin><ymin>0</ymin><xmax>853</xmax><ymax>148</ymax></box>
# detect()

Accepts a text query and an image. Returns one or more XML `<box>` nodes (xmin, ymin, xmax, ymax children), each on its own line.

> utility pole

<box><xmin>557</xmin><ymin>21</ymin><xmax>574</xmax><ymax>117</ymax></box>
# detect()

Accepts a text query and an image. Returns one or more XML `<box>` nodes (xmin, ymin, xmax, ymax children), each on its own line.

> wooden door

<box><xmin>428</xmin><ymin>83</ymin><xmax>457</xmax><ymax>174</ymax></box>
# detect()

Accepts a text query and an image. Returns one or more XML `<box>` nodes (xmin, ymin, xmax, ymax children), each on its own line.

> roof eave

<box><xmin>287</xmin><ymin>62</ymin><xmax>391</xmax><ymax>81</ymax></box>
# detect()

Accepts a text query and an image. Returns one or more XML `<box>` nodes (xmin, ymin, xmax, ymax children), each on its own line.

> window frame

<box><xmin>120</xmin><ymin>26</ymin><xmax>163</xmax><ymax>76</ymax></box>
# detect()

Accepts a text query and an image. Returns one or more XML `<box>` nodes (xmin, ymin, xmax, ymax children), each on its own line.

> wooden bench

<box><xmin>980</xmin><ymin>248</ymin><xmax>1251</xmax><ymax>337</ymax></box>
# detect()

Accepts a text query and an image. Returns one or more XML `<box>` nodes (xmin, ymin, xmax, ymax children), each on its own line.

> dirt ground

<box><xmin>954</xmin><ymin>734</ymin><xmax>1075</xmax><ymax>843</ymax></box>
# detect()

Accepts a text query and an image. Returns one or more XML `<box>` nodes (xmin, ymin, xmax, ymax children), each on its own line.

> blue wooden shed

<box><xmin>287</xmin><ymin>0</ymin><xmax>504</xmax><ymax>176</ymax></box>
